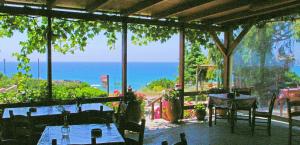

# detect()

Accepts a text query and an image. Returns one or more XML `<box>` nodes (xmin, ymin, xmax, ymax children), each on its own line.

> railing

<box><xmin>0</xmin><ymin>96</ymin><xmax>123</xmax><ymax>110</ymax></box>
<box><xmin>148</xmin><ymin>91</ymin><xmax>212</xmax><ymax>120</ymax></box>
<box><xmin>148</xmin><ymin>96</ymin><xmax>163</xmax><ymax>120</ymax></box>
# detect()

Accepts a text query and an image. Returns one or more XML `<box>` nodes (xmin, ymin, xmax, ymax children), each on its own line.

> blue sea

<box><xmin>1</xmin><ymin>62</ymin><xmax>300</xmax><ymax>92</ymax></box>
<box><xmin>0</xmin><ymin>62</ymin><xmax>179</xmax><ymax>92</ymax></box>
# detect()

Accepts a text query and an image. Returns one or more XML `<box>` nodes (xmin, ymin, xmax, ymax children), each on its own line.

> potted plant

<box><xmin>162</xmin><ymin>89</ymin><xmax>182</xmax><ymax>123</ymax></box>
<box><xmin>195</xmin><ymin>103</ymin><xmax>206</xmax><ymax>121</ymax></box>
<box><xmin>125</xmin><ymin>91</ymin><xmax>145</xmax><ymax>123</ymax></box>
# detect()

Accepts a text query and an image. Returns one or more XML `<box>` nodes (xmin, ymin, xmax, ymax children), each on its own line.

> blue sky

<box><xmin>0</xmin><ymin>31</ymin><xmax>180</xmax><ymax>62</ymax></box>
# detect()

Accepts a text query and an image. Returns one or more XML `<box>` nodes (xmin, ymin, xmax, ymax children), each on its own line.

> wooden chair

<box><xmin>119</xmin><ymin>115</ymin><xmax>146</xmax><ymax>145</ymax></box>
<box><xmin>209</xmin><ymin>88</ymin><xmax>229</xmax><ymax>125</ymax></box>
<box><xmin>72</xmin><ymin>109</ymin><xmax>109</xmax><ymax>124</ymax></box>
<box><xmin>161</xmin><ymin>133</ymin><xmax>187</xmax><ymax>145</ymax></box>
<box><xmin>287</xmin><ymin>97</ymin><xmax>300</xmax><ymax>145</ymax></box>
<box><xmin>8</xmin><ymin>110</ymin><xmax>34</xmax><ymax>145</ymax></box>
<box><xmin>251</xmin><ymin>93</ymin><xmax>276</xmax><ymax>136</ymax></box>
<box><xmin>233</xmin><ymin>88</ymin><xmax>252</xmax><ymax>126</ymax></box>
<box><xmin>0</xmin><ymin>138</ymin><xmax>19</xmax><ymax>145</ymax></box>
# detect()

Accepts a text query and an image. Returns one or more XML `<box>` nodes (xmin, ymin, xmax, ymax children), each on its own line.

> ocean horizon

<box><xmin>1</xmin><ymin>61</ymin><xmax>300</xmax><ymax>92</ymax></box>
<box><xmin>0</xmin><ymin>62</ymin><xmax>179</xmax><ymax>92</ymax></box>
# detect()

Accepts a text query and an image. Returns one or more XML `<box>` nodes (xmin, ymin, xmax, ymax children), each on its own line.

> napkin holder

<box><xmin>29</xmin><ymin>107</ymin><xmax>37</xmax><ymax>112</ymax></box>
<box><xmin>92</xmin><ymin>128</ymin><xmax>102</xmax><ymax>137</ymax></box>
<box><xmin>227</xmin><ymin>93</ymin><xmax>235</xmax><ymax>99</ymax></box>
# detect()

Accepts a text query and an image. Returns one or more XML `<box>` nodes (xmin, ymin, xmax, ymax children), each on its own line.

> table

<box><xmin>277</xmin><ymin>87</ymin><xmax>300</xmax><ymax>116</ymax></box>
<box><xmin>37</xmin><ymin>124</ymin><xmax>125</xmax><ymax>145</ymax></box>
<box><xmin>2</xmin><ymin>103</ymin><xmax>114</xmax><ymax>138</ymax></box>
<box><xmin>2</xmin><ymin>103</ymin><xmax>113</xmax><ymax>120</ymax></box>
<box><xmin>208</xmin><ymin>93</ymin><xmax>256</xmax><ymax>133</ymax></box>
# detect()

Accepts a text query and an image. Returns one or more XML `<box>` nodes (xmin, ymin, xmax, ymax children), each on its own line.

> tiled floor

<box><xmin>135</xmin><ymin>118</ymin><xmax>300</xmax><ymax>145</ymax></box>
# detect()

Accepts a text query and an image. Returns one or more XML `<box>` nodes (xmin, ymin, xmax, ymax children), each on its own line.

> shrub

<box><xmin>195</xmin><ymin>103</ymin><xmax>206</xmax><ymax>111</ymax></box>
<box><xmin>145</xmin><ymin>78</ymin><xmax>175</xmax><ymax>92</ymax></box>
<box><xmin>0</xmin><ymin>75</ymin><xmax>107</xmax><ymax>103</ymax></box>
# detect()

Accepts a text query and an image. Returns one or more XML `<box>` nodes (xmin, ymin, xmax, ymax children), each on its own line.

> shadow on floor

<box><xmin>137</xmin><ymin>118</ymin><xmax>298</xmax><ymax>145</ymax></box>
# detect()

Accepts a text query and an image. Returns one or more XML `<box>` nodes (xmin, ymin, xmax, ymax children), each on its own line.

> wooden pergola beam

<box><xmin>180</xmin><ymin>1</ymin><xmax>250</xmax><ymax>22</ymax></box>
<box><xmin>153</xmin><ymin>0</ymin><xmax>212</xmax><ymax>19</ymax></box>
<box><xmin>86</xmin><ymin>0</ymin><xmax>109</xmax><ymax>13</ymax></box>
<box><xmin>46</xmin><ymin>0</ymin><xmax>57</xmax><ymax>9</ymax></box>
<box><xmin>0</xmin><ymin>5</ymin><xmax>224</xmax><ymax>31</ymax></box>
<box><xmin>179</xmin><ymin>26</ymin><xmax>185</xmax><ymax>119</ymax></box>
<box><xmin>121</xmin><ymin>0</ymin><xmax>162</xmax><ymax>16</ymax></box>
<box><xmin>204</xmin><ymin>0</ymin><xmax>300</xmax><ymax>25</ymax></box>
<box><xmin>223</xmin><ymin>29</ymin><xmax>233</xmax><ymax>91</ymax></box>
<box><xmin>47</xmin><ymin>16</ymin><xmax>52</xmax><ymax>99</ymax></box>
<box><xmin>228</xmin><ymin>24</ymin><xmax>253</xmax><ymax>55</ymax></box>
<box><xmin>122</xmin><ymin>22</ymin><xmax>127</xmax><ymax>95</ymax></box>
<box><xmin>208</xmin><ymin>30</ymin><xmax>226</xmax><ymax>56</ymax></box>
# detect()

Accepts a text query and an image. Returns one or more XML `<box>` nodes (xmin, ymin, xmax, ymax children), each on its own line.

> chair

<box><xmin>161</xmin><ymin>133</ymin><xmax>187</xmax><ymax>145</ymax></box>
<box><xmin>251</xmin><ymin>93</ymin><xmax>276</xmax><ymax>136</ymax></box>
<box><xmin>232</xmin><ymin>88</ymin><xmax>252</xmax><ymax>95</ymax></box>
<box><xmin>72</xmin><ymin>109</ymin><xmax>109</xmax><ymax>124</ymax></box>
<box><xmin>287</xmin><ymin>97</ymin><xmax>300</xmax><ymax>145</ymax></box>
<box><xmin>119</xmin><ymin>115</ymin><xmax>146</xmax><ymax>145</ymax></box>
<box><xmin>209</xmin><ymin>88</ymin><xmax>229</xmax><ymax>125</ymax></box>
<box><xmin>233</xmin><ymin>87</ymin><xmax>252</xmax><ymax>126</ymax></box>
<box><xmin>8</xmin><ymin>111</ymin><xmax>34</xmax><ymax>144</ymax></box>
<box><xmin>0</xmin><ymin>138</ymin><xmax>18</xmax><ymax>145</ymax></box>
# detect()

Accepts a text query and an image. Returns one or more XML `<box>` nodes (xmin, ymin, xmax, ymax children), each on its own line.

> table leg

<box><xmin>280</xmin><ymin>99</ymin><xmax>284</xmax><ymax>116</ymax></box>
<box><xmin>209</xmin><ymin>106</ymin><xmax>212</xmax><ymax>127</ymax></box>
<box><xmin>230</xmin><ymin>108</ymin><xmax>235</xmax><ymax>133</ymax></box>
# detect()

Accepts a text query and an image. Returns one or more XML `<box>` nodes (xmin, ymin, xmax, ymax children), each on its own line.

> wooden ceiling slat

<box><xmin>0</xmin><ymin>5</ymin><xmax>224</xmax><ymax>31</ymax></box>
<box><xmin>180</xmin><ymin>1</ymin><xmax>251</xmax><ymax>22</ymax></box>
<box><xmin>204</xmin><ymin>0</ymin><xmax>300</xmax><ymax>25</ymax></box>
<box><xmin>250</xmin><ymin>0</ymin><xmax>296</xmax><ymax>11</ymax></box>
<box><xmin>152</xmin><ymin>0</ymin><xmax>213</xmax><ymax>19</ymax></box>
<box><xmin>86</xmin><ymin>0</ymin><xmax>109</xmax><ymax>13</ymax></box>
<box><xmin>224</xmin><ymin>6</ymin><xmax>300</xmax><ymax>26</ymax></box>
<box><xmin>47</xmin><ymin>0</ymin><xmax>57</xmax><ymax>9</ymax></box>
<box><xmin>121</xmin><ymin>0</ymin><xmax>163</xmax><ymax>16</ymax></box>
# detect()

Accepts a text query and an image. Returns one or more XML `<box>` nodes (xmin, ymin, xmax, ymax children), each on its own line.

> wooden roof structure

<box><xmin>0</xmin><ymin>0</ymin><xmax>299</xmax><ymax>30</ymax></box>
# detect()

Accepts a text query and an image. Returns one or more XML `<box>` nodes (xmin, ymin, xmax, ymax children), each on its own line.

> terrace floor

<box><xmin>128</xmin><ymin>117</ymin><xmax>300</xmax><ymax>145</ymax></box>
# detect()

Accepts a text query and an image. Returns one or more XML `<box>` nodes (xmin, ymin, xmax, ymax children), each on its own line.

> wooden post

<box><xmin>223</xmin><ymin>30</ymin><xmax>233</xmax><ymax>90</ymax></box>
<box><xmin>47</xmin><ymin>16</ymin><xmax>52</xmax><ymax>99</ymax></box>
<box><xmin>179</xmin><ymin>26</ymin><xmax>185</xmax><ymax>119</ymax></box>
<box><xmin>122</xmin><ymin>22</ymin><xmax>127</xmax><ymax>96</ymax></box>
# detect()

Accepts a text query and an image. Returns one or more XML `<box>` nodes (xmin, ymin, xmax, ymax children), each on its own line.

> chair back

<box><xmin>161</xmin><ymin>141</ymin><xmax>168</xmax><ymax>145</ymax></box>
<box><xmin>287</xmin><ymin>98</ymin><xmax>300</xmax><ymax>118</ymax></box>
<box><xmin>268</xmin><ymin>93</ymin><xmax>277</xmax><ymax>116</ymax></box>
<box><xmin>0</xmin><ymin>139</ymin><xmax>18</xmax><ymax>145</ymax></box>
<box><xmin>208</xmin><ymin>88</ymin><xmax>229</xmax><ymax>94</ymax></box>
<box><xmin>120</xmin><ymin>116</ymin><xmax>146</xmax><ymax>145</ymax></box>
<box><xmin>76</xmin><ymin>109</ymin><xmax>108</xmax><ymax>124</ymax></box>
<box><xmin>8</xmin><ymin>110</ymin><xmax>33</xmax><ymax>143</ymax></box>
<box><xmin>161</xmin><ymin>133</ymin><xmax>188</xmax><ymax>145</ymax></box>
<box><xmin>115</xmin><ymin>99</ymin><xmax>126</xmax><ymax>124</ymax></box>
<box><xmin>233</xmin><ymin>88</ymin><xmax>252</xmax><ymax>95</ymax></box>
<box><xmin>234</xmin><ymin>98</ymin><xmax>256</xmax><ymax>110</ymax></box>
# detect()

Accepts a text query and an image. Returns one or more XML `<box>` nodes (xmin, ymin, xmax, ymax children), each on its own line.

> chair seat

<box><xmin>215</xmin><ymin>106</ymin><xmax>229</xmax><ymax>109</ymax></box>
<box><xmin>125</xmin><ymin>137</ymin><xmax>139</xmax><ymax>145</ymax></box>
<box><xmin>254</xmin><ymin>111</ymin><xmax>270</xmax><ymax>117</ymax></box>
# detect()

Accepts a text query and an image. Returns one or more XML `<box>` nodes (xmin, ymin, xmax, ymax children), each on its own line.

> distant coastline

<box><xmin>1</xmin><ymin>62</ymin><xmax>300</xmax><ymax>92</ymax></box>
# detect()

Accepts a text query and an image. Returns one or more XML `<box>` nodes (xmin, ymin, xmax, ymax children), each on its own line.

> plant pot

<box><xmin>125</xmin><ymin>101</ymin><xmax>142</xmax><ymax>123</ymax></box>
<box><xmin>165</xmin><ymin>99</ymin><xmax>182</xmax><ymax>123</ymax></box>
<box><xmin>195</xmin><ymin>110</ymin><xmax>206</xmax><ymax>121</ymax></box>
